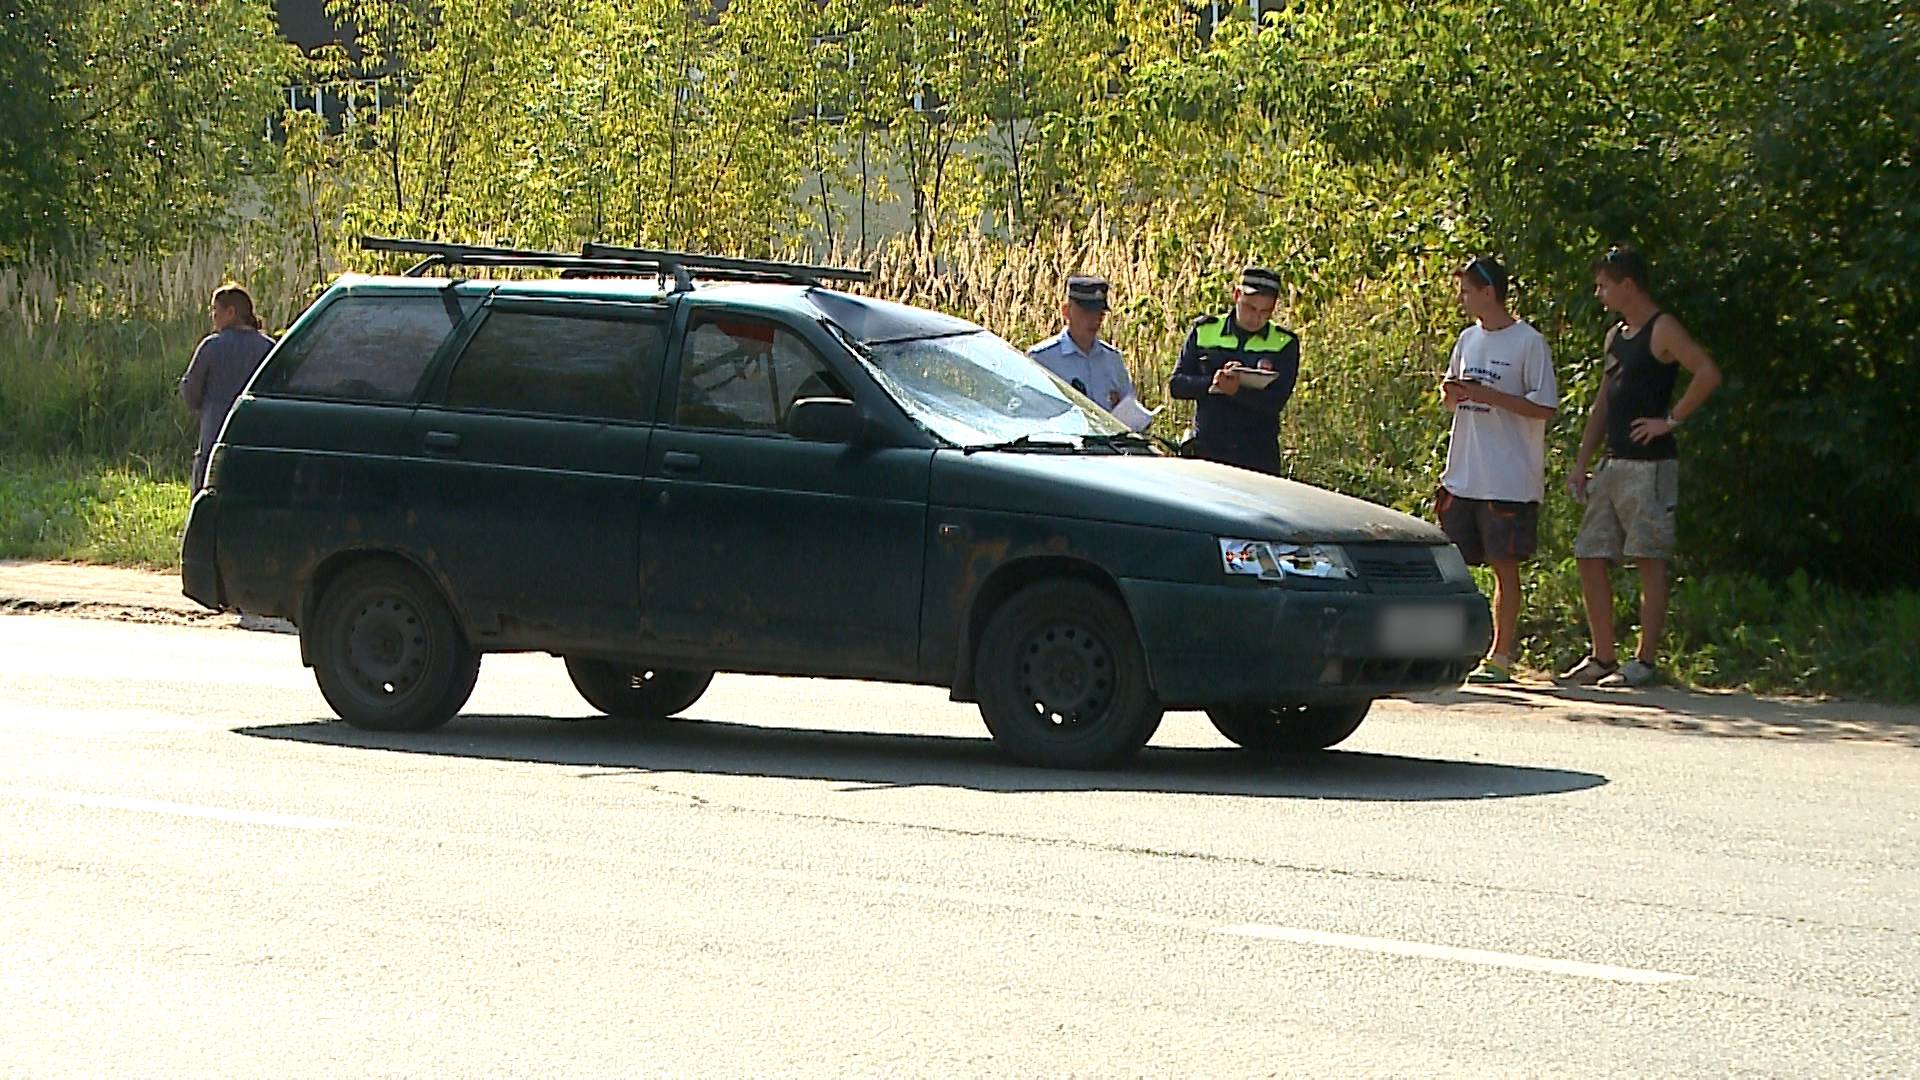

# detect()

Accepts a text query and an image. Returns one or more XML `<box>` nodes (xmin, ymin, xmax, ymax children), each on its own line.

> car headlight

<box><xmin>1433</xmin><ymin>543</ymin><xmax>1473</xmax><ymax>584</ymax></box>
<box><xmin>1218</xmin><ymin>539</ymin><xmax>1356</xmax><ymax>581</ymax></box>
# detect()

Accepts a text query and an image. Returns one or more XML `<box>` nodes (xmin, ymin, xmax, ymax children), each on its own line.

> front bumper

<box><xmin>180</xmin><ymin>490</ymin><xmax>225</xmax><ymax>611</ymax></box>
<box><xmin>1118</xmin><ymin>578</ymin><xmax>1491</xmax><ymax>707</ymax></box>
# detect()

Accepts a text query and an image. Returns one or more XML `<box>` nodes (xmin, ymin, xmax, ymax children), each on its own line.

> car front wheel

<box><xmin>975</xmin><ymin>580</ymin><xmax>1163</xmax><ymax>769</ymax></box>
<box><xmin>1206</xmin><ymin>700</ymin><xmax>1373</xmax><ymax>756</ymax></box>
<box><xmin>310</xmin><ymin>561</ymin><xmax>479</xmax><ymax>732</ymax></box>
<box><xmin>564</xmin><ymin>658</ymin><xmax>714</xmax><ymax>721</ymax></box>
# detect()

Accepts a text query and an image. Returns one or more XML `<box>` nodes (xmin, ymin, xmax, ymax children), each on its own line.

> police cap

<box><xmin>1238</xmin><ymin>266</ymin><xmax>1281</xmax><ymax>297</ymax></box>
<box><xmin>1065</xmin><ymin>274</ymin><xmax>1110</xmax><ymax>311</ymax></box>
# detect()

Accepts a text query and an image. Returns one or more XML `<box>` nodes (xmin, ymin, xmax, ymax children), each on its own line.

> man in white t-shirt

<box><xmin>1436</xmin><ymin>256</ymin><xmax>1559</xmax><ymax>683</ymax></box>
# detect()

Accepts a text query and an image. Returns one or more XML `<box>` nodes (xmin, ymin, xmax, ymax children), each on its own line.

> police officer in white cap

<box><xmin>1169</xmin><ymin>265</ymin><xmax>1298</xmax><ymax>475</ymax></box>
<box><xmin>1027</xmin><ymin>274</ymin><xmax>1136</xmax><ymax>416</ymax></box>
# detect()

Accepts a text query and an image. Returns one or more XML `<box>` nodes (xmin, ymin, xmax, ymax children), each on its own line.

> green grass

<box><xmin>1491</xmin><ymin>559</ymin><xmax>1920</xmax><ymax>703</ymax></box>
<box><xmin>0</xmin><ymin>457</ymin><xmax>189</xmax><ymax>569</ymax></box>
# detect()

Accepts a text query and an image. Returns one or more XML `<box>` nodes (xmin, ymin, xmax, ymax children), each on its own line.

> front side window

<box><xmin>262</xmin><ymin>294</ymin><xmax>473</xmax><ymax>402</ymax></box>
<box><xmin>444</xmin><ymin>309</ymin><xmax>665</xmax><ymax>422</ymax></box>
<box><xmin>675</xmin><ymin>314</ymin><xmax>843</xmax><ymax>433</ymax></box>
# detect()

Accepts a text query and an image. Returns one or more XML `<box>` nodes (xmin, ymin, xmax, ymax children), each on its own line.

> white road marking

<box><xmin>1212</xmin><ymin>923</ymin><xmax>1694</xmax><ymax>984</ymax></box>
<box><xmin>1</xmin><ymin>787</ymin><xmax>351</xmax><ymax>831</ymax></box>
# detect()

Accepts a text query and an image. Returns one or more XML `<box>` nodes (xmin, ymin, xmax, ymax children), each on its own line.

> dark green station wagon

<box><xmin>181</xmin><ymin>239</ymin><xmax>1490</xmax><ymax>769</ymax></box>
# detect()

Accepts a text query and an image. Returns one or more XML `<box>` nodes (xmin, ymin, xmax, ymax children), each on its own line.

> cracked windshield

<box><xmin>859</xmin><ymin>331</ymin><xmax>1132</xmax><ymax>447</ymax></box>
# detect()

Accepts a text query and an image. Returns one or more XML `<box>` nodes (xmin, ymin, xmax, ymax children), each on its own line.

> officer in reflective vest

<box><xmin>1169</xmin><ymin>266</ymin><xmax>1299</xmax><ymax>474</ymax></box>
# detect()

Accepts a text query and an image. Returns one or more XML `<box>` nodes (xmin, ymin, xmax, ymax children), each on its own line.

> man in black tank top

<box><xmin>1559</xmin><ymin>247</ymin><xmax>1723</xmax><ymax>688</ymax></box>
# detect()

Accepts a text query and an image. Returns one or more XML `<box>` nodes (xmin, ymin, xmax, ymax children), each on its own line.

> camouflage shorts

<box><xmin>1574</xmin><ymin>458</ymin><xmax>1678</xmax><ymax>561</ymax></box>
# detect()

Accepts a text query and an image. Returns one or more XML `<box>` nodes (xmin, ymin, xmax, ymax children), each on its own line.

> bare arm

<box><xmin>1575</xmin><ymin>371</ymin><xmax>1611</xmax><ymax>470</ymax></box>
<box><xmin>1628</xmin><ymin>316</ymin><xmax>1723</xmax><ymax>443</ymax></box>
<box><xmin>1567</xmin><ymin>327</ymin><xmax>1617</xmax><ymax>500</ymax></box>
<box><xmin>1656</xmin><ymin>316</ymin><xmax>1722</xmax><ymax>421</ymax></box>
<box><xmin>1439</xmin><ymin>336</ymin><xmax>1466</xmax><ymax>409</ymax></box>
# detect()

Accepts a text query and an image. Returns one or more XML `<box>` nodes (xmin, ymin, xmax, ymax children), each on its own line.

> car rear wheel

<box><xmin>310</xmin><ymin>561</ymin><xmax>479</xmax><ymax>732</ymax></box>
<box><xmin>1206</xmin><ymin>700</ymin><xmax>1373</xmax><ymax>755</ymax></box>
<box><xmin>564</xmin><ymin>658</ymin><xmax>714</xmax><ymax>721</ymax></box>
<box><xmin>975</xmin><ymin>580</ymin><xmax>1163</xmax><ymax>769</ymax></box>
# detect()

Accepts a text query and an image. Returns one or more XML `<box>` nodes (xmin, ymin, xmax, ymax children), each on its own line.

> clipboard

<box><xmin>1227</xmin><ymin>366</ymin><xmax>1281</xmax><ymax>390</ymax></box>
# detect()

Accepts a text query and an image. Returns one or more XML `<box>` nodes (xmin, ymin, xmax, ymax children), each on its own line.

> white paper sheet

<box><xmin>1109</xmin><ymin>394</ymin><xmax>1162</xmax><ymax>432</ymax></box>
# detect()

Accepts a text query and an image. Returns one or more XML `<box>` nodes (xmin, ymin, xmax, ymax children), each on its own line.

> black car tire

<box><xmin>1205</xmin><ymin>700</ymin><xmax>1373</xmax><ymax>755</ymax></box>
<box><xmin>564</xmin><ymin>658</ymin><xmax>714</xmax><ymax>721</ymax></box>
<box><xmin>975</xmin><ymin>580</ymin><xmax>1163</xmax><ymax>769</ymax></box>
<box><xmin>311</xmin><ymin>561</ymin><xmax>479</xmax><ymax>732</ymax></box>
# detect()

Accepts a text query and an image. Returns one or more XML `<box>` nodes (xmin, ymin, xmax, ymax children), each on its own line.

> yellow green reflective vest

<box><xmin>1193</xmin><ymin>315</ymin><xmax>1295</xmax><ymax>354</ymax></box>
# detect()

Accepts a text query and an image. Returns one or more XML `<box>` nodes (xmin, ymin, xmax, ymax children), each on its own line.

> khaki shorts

<box><xmin>1574</xmin><ymin>458</ymin><xmax>1678</xmax><ymax>561</ymax></box>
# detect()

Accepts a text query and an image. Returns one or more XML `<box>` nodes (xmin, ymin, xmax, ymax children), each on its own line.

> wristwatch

<box><xmin>1665</xmin><ymin>412</ymin><xmax>1682</xmax><ymax>427</ymax></box>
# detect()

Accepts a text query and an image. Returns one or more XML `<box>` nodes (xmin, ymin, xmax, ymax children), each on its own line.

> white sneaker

<box><xmin>1558</xmin><ymin>655</ymin><xmax>1619</xmax><ymax>685</ymax></box>
<box><xmin>1597</xmin><ymin>659</ymin><xmax>1658</xmax><ymax>687</ymax></box>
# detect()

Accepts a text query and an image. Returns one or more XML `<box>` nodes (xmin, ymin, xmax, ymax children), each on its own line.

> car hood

<box><xmin>930</xmin><ymin>451</ymin><xmax>1445</xmax><ymax>543</ymax></box>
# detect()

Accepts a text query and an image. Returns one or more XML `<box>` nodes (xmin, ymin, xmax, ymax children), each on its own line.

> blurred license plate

<box><xmin>1378</xmin><ymin>605</ymin><xmax>1465</xmax><ymax>656</ymax></box>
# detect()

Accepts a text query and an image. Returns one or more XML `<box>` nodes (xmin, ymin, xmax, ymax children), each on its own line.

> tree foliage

<box><xmin>0</xmin><ymin>0</ymin><xmax>299</xmax><ymax>257</ymax></box>
<box><xmin>3</xmin><ymin>0</ymin><xmax>1913</xmax><ymax>585</ymax></box>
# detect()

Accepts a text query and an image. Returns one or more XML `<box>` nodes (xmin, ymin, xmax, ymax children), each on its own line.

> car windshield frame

<box><xmin>824</xmin><ymin>323</ymin><xmax>1133</xmax><ymax>449</ymax></box>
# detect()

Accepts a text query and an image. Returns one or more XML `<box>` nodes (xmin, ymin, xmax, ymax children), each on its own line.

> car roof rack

<box><xmin>359</xmin><ymin>236</ymin><xmax>871</xmax><ymax>292</ymax></box>
<box><xmin>581</xmin><ymin>242</ymin><xmax>872</xmax><ymax>289</ymax></box>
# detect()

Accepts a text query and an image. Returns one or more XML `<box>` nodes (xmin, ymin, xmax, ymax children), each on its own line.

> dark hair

<box><xmin>1460</xmin><ymin>256</ymin><xmax>1510</xmax><ymax>303</ymax></box>
<box><xmin>212</xmin><ymin>282</ymin><xmax>263</xmax><ymax>330</ymax></box>
<box><xmin>1591</xmin><ymin>245</ymin><xmax>1650</xmax><ymax>289</ymax></box>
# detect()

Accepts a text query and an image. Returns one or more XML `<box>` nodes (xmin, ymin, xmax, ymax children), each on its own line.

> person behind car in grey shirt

<box><xmin>180</xmin><ymin>283</ymin><xmax>275</xmax><ymax>493</ymax></box>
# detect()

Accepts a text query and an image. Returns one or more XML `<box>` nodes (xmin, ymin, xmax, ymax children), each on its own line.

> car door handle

<box><xmin>423</xmin><ymin>431</ymin><xmax>462</xmax><ymax>453</ymax></box>
<box><xmin>661</xmin><ymin>451</ymin><xmax>703</xmax><ymax>474</ymax></box>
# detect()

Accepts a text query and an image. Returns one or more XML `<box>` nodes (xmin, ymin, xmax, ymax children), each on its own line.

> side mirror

<box><xmin>787</xmin><ymin>396</ymin><xmax>867</xmax><ymax>443</ymax></box>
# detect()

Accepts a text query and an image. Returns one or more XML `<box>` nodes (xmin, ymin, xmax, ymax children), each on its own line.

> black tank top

<box><xmin>1604</xmin><ymin>312</ymin><xmax>1679</xmax><ymax>460</ymax></box>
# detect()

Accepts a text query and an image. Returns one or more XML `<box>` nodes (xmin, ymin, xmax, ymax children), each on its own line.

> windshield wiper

<box><xmin>961</xmin><ymin>433</ymin><xmax>1085</xmax><ymax>455</ymax></box>
<box><xmin>1079</xmin><ymin>431</ymin><xmax>1158</xmax><ymax>453</ymax></box>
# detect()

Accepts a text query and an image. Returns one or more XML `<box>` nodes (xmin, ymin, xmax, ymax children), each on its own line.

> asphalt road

<box><xmin>2</xmin><ymin>613</ymin><xmax>1916</xmax><ymax>1077</ymax></box>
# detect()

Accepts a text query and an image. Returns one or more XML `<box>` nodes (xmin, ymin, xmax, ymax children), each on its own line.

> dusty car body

<box><xmin>182</xmin><ymin>241</ymin><xmax>1488</xmax><ymax>768</ymax></box>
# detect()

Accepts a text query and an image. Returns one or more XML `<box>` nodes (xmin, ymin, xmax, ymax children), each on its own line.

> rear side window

<box><xmin>444</xmin><ymin>309</ymin><xmax>666</xmax><ymax>422</ymax></box>
<box><xmin>676</xmin><ymin>315</ymin><xmax>842</xmax><ymax>433</ymax></box>
<box><xmin>259</xmin><ymin>294</ymin><xmax>471</xmax><ymax>402</ymax></box>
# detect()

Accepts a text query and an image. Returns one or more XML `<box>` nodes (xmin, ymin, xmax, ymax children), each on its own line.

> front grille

<box><xmin>1353</xmin><ymin>548</ymin><xmax>1442</xmax><ymax>583</ymax></box>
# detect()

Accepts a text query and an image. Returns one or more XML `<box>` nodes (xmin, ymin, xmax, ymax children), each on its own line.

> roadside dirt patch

<box><xmin>0</xmin><ymin>598</ymin><xmax>231</xmax><ymax>628</ymax></box>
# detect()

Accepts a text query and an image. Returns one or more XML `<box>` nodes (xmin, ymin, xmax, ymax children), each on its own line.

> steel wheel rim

<box><xmin>343</xmin><ymin>593</ymin><xmax>430</xmax><ymax>702</ymax></box>
<box><xmin>1017</xmin><ymin>619</ymin><xmax>1116</xmax><ymax>729</ymax></box>
<box><xmin>620</xmin><ymin>668</ymin><xmax>666</xmax><ymax>692</ymax></box>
